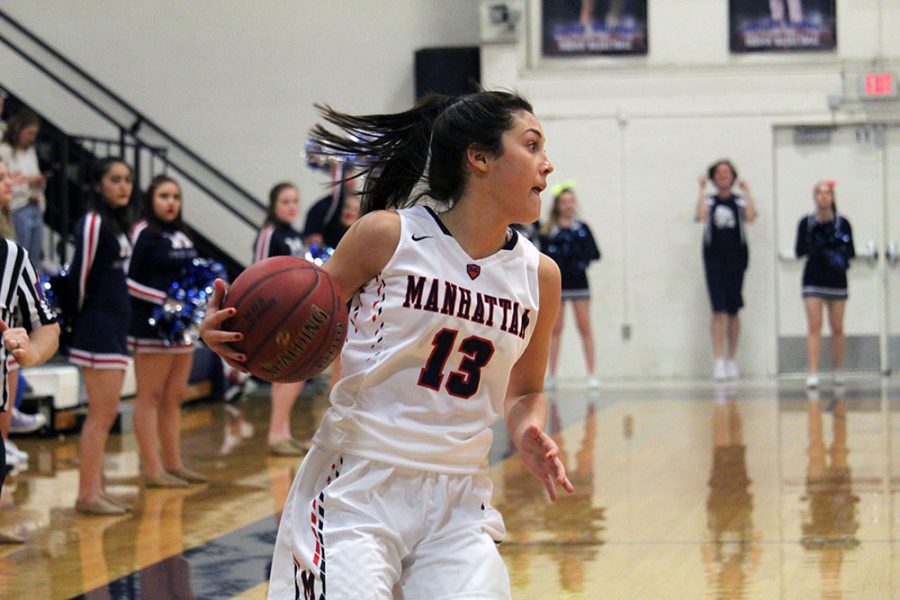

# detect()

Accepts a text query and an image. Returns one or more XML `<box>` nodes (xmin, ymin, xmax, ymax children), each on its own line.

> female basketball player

<box><xmin>70</xmin><ymin>158</ymin><xmax>135</xmax><ymax>515</ymax></box>
<box><xmin>0</xmin><ymin>158</ymin><xmax>59</xmax><ymax>518</ymax></box>
<box><xmin>128</xmin><ymin>175</ymin><xmax>207</xmax><ymax>487</ymax></box>
<box><xmin>201</xmin><ymin>91</ymin><xmax>573</xmax><ymax>599</ymax></box>
<box><xmin>254</xmin><ymin>182</ymin><xmax>310</xmax><ymax>456</ymax></box>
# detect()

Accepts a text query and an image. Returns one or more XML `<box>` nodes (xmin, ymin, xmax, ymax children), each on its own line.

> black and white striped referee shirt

<box><xmin>0</xmin><ymin>239</ymin><xmax>57</xmax><ymax>411</ymax></box>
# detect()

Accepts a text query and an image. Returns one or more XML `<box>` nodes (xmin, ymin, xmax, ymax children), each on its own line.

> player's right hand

<box><xmin>200</xmin><ymin>278</ymin><xmax>248</xmax><ymax>372</ymax></box>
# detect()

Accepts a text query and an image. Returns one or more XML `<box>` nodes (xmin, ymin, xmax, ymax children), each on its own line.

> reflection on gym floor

<box><xmin>1</xmin><ymin>379</ymin><xmax>898</xmax><ymax>599</ymax></box>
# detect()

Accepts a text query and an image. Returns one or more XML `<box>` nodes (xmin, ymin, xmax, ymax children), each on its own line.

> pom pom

<box><xmin>826</xmin><ymin>179</ymin><xmax>837</xmax><ymax>189</ymax></box>
<box><xmin>149</xmin><ymin>259</ymin><xmax>228</xmax><ymax>346</ymax></box>
<box><xmin>304</xmin><ymin>242</ymin><xmax>334</xmax><ymax>267</ymax></box>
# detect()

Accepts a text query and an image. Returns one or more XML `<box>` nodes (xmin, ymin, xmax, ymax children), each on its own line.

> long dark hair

<box><xmin>90</xmin><ymin>157</ymin><xmax>133</xmax><ymax>234</ymax></box>
<box><xmin>308</xmin><ymin>91</ymin><xmax>533</xmax><ymax>214</ymax></box>
<box><xmin>263</xmin><ymin>182</ymin><xmax>298</xmax><ymax>226</ymax></box>
<box><xmin>142</xmin><ymin>174</ymin><xmax>187</xmax><ymax>233</ymax></box>
<box><xmin>1</xmin><ymin>108</ymin><xmax>39</xmax><ymax>149</ymax></box>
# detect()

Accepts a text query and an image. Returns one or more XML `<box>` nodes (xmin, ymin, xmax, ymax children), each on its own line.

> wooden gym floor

<box><xmin>1</xmin><ymin>377</ymin><xmax>898</xmax><ymax>599</ymax></box>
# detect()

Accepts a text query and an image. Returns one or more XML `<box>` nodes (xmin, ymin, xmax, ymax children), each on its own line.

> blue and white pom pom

<box><xmin>149</xmin><ymin>259</ymin><xmax>228</xmax><ymax>345</ymax></box>
<box><xmin>304</xmin><ymin>242</ymin><xmax>334</xmax><ymax>267</ymax></box>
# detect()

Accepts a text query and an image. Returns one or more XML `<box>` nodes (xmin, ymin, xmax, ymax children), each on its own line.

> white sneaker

<box><xmin>805</xmin><ymin>373</ymin><xmax>820</xmax><ymax>389</ymax></box>
<box><xmin>586</xmin><ymin>375</ymin><xmax>600</xmax><ymax>389</ymax></box>
<box><xmin>10</xmin><ymin>408</ymin><xmax>47</xmax><ymax>434</ymax></box>
<box><xmin>725</xmin><ymin>360</ymin><xmax>740</xmax><ymax>380</ymax></box>
<box><xmin>4</xmin><ymin>440</ymin><xmax>28</xmax><ymax>467</ymax></box>
<box><xmin>713</xmin><ymin>359</ymin><xmax>727</xmax><ymax>382</ymax></box>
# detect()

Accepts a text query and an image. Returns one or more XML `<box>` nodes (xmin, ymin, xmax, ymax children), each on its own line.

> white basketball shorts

<box><xmin>267</xmin><ymin>446</ymin><xmax>511</xmax><ymax>599</ymax></box>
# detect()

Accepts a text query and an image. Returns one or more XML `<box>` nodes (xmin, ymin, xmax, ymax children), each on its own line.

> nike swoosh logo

<box><xmin>411</xmin><ymin>234</ymin><xmax>432</xmax><ymax>242</ymax></box>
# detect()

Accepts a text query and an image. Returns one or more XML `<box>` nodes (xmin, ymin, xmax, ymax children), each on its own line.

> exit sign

<box><xmin>859</xmin><ymin>72</ymin><xmax>897</xmax><ymax>99</ymax></box>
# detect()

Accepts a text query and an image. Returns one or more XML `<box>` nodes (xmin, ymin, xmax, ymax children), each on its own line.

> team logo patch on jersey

<box><xmin>466</xmin><ymin>264</ymin><xmax>481</xmax><ymax>280</ymax></box>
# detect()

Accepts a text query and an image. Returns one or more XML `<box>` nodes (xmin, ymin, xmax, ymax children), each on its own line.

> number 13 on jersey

<box><xmin>418</xmin><ymin>328</ymin><xmax>495</xmax><ymax>399</ymax></box>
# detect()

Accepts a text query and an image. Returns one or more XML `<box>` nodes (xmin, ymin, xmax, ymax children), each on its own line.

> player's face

<box><xmin>488</xmin><ymin>111</ymin><xmax>553</xmax><ymax>225</ymax></box>
<box><xmin>274</xmin><ymin>187</ymin><xmax>299</xmax><ymax>224</ymax></box>
<box><xmin>813</xmin><ymin>183</ymin><xmax>834</xmax><ymax>210</ymax></box>
<box><xmin>152</xmin><ymin>181</ymin><xmax>182</xmax><ymax>223</ymax></box>
<box><xmin>556</xmin><ymin>191</ymin><xmax>577</xmax><ymax>219</ymax></box>
<box><xmin>0</xmin><ymin>162</ymin><xmax>12</xmax><ymax>207</ymax></box>
<box><xmin>99</xmin><ymin>162</ymin><xmax>133</xmax><ymax>208</ymax></box>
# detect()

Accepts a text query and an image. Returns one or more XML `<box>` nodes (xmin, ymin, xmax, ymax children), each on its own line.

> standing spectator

<box><xmin>254</xmin><ymin>182</ymin><xmax>310</xmax><ymax>456</ymax></box>
<box><xmin>541</xmin><ymin>184</ymin><xmax>601</xmax><ymax>389</ymax></box>
<box><xmin>128</xmin><ymin>175</ymin><xmax>207</xmax><ymax>487</ymax></box>
<box><xmin>69</xmin><ymin>158</ymin><xmax>134</xmax><ymax>516</ymax></box>
<box><xmin>0</xmin><ymin>109</ymin><xmax>47</xmax><ymax>266</ymax></box>
<box><xmin>0</xmin><ymin>158</ymin><xmax>59</xmax><ymax>540</ymax></box>
<box><xmin>696</xmin><ymin>159</ymin><xmax>757</xmax><ymax>381</ymax></box>
<box><xmin>794</xmin><ymin>180</ymin><xmax>854</xmax><ymax>389</ymax></box>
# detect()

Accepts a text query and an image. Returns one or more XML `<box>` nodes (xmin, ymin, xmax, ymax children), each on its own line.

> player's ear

<box><xmin>466</xmin><ymin>146</ymin><xmax>489</xmax><ymax>173</ymax></box>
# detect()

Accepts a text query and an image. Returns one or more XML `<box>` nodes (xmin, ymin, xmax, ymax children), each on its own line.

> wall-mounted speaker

<box><xmin>414</xmin><ymin>46</ymin><xmax>481</xmax><ymax>100</ymax></box>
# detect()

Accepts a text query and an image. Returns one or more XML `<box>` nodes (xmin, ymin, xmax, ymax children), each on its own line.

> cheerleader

<box><xmin>70</xmin><ymin>157</ymin><xmax>134</xmax><ymax>515</ymax></box>
<box><xmin>128</xmin><ymin>175</ymin><xmax>206</xmax><ymax>486</ymax></box>
<box><xmin>254</xmin><ymin>182</ymin><xmax>309</xmax><ymax>456</ymax></box>
<box><xmin>541</xmin><ymin>185</ymin><xmax>601</xmax><ymax>389</ymax></box>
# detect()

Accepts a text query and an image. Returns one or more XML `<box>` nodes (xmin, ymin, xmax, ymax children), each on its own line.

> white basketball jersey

<box><xmin>314</xmin><ymin>205</ymin><xmax>541</xmax><ymax>474</ymax></box>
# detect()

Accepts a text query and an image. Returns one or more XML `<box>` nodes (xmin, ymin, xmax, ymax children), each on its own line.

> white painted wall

<box><xmin>2</xmin><ymin>0</ymin><xmax>898</xmax><ymax>381</ymax></box>
<box><xmin>486</xmin><ymin>0</ymin><xmax>900</xmax><ymax>382</ymax></box>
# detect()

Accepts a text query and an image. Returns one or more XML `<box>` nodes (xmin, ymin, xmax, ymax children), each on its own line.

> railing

<box><xmin>0</xmin><ymin>8</ymin><xmax>265</xmax><ymax>270</ymax></box>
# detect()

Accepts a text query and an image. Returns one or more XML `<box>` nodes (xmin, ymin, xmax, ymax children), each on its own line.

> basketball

<box><xmin>222</xmin><ymin>256</ymin><xmax>348</xmax><ymax>382</ymax></box>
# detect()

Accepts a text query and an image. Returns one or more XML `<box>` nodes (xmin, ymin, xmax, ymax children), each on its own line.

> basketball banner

<box><xmin>729</xmin><ymin>0</ymin><xmax>836</xmax><ymax>53</ymax></box>
<box><xmin>542</xmin><ymin>0</ymin><xmax>648</xmax><ymax>57</ymax></box>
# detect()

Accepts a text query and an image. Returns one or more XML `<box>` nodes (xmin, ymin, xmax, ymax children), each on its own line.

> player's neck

<box><xmin>440</xmin><ymin>203</ymin><xmax>509</xmax><ymax>260</ymax></box>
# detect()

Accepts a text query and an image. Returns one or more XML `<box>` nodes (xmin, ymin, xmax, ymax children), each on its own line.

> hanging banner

<box><xmin>729</xmin><ymin>0</ymin><xmax>836</xmax><ymax>53</ymax></box>
<box><xmin>542</xmin><ymin>0</ymin><xmax>648</xmax><ymax>57</ymax></box>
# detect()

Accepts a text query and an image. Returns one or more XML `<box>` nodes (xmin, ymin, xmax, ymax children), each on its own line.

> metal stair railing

<box><xmin>0</xmin><ymin>8</ymin><xmax>265</xmax><ymax>262</ymax></box>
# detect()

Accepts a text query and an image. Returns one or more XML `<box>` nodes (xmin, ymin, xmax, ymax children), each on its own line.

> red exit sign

<box><xmin>860</xmin><ymin>72</ymin><xmax>897</xmax><ymax>99</ymax></box>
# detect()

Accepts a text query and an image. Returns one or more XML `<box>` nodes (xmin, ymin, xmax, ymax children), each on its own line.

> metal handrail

<box><xmin>0</xmin><ymin>8</ymin><xmax>264</xmax><ymax>230</ymax></box>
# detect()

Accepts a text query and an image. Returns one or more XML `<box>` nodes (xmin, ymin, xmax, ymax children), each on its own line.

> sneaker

<box><xmin>269</xmin><ymin>438</ymin><xmax>308</xmax><ymax>457</ymax></box>
<box><xmin>586</xmin><ymin>375</ymin><xmax>600</xmax><ymax>389</ymax></box>
<box><xmin>805</xmin><ymin>373</ymin><xmax>820</xmax><ymax>389</ymax></box>
<box><xmin>9</xmin><ymin>408</ymin><xmax>46</xmax><ymax>434</ymax></box>
<box><xmin>713</xmin><ymin>359</ymin><xmax>727</xmax><ymax>382</ymax></box>
<box><xmin>725</xmin><ymin>360</ymin><xmax>740</xmax><ymax>380</ymax></box>
<box><xmin>4</xmin><ymin>440</ymin><xmax>28</xmax><ymax>467</ymax></box>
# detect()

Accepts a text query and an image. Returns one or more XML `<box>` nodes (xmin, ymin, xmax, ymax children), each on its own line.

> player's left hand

<box><xmin>517</xmin><ymin>424</ymin><xmax>575</xmax><ymax>501</ymax></box>
<box><xmin>0</xmin><ymin>319</ymin><xmax>34</xmax><ymax>367</ymax></box>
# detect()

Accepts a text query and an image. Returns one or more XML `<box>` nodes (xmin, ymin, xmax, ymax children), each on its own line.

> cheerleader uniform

<box><xmin>795</xmin><ymin>213</ymin><xmax>855</xmax><ymax>301</ymax></box>
<box><xmin>127</xmin><ymin>220</ymin><xmax>198</xmax><ymax>353</ymax></box>
<box><xmin>702</xmin><ymin>194</ymin><xmax>749</xmax><ymax>314</ymax></box>
<box><xmin>68</xmin><ymin>207</ymin><xmax>132</xmax><ymax>370</ymax></box>
<box><xmin>541</xmin><ymin>220</ymin><xmax>601</xmax><ymax>300</ymax></box>
<box><xmin>254</xmin><ymin>221</ymin><xmax>306</xmax><ymax>262</ymax></box>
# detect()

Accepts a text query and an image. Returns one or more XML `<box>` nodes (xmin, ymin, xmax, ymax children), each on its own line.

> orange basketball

<box><xmin>222</xmin><ymin>256</ymin><xmax>347</xmax><ymax>382</ymax></box>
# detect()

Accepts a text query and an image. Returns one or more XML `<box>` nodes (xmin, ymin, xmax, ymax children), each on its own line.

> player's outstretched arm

<box><xmin>504</xmin><ymin>254</ymin><xmax>574</xmax><ymax>502</ymax></box>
